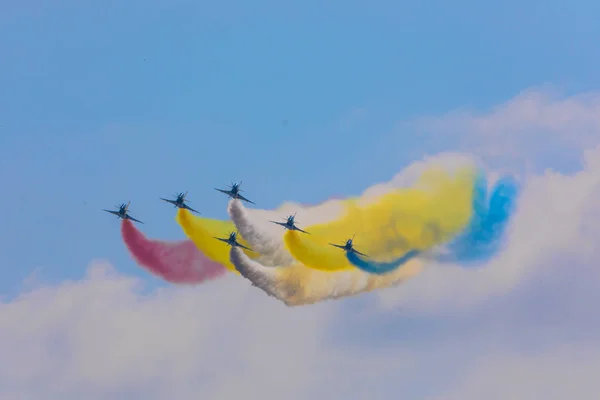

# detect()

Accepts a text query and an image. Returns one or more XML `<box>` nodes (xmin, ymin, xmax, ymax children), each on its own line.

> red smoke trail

<box><xmin>121</xmin><ymin>220</ymin><xmax>227</xmax><ymax>284</ymax></box>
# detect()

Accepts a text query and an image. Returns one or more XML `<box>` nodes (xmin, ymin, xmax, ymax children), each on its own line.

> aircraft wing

<box><xmin>103</xmin><ymin>209</ymin><xmax>120</xmax><ymax>216</ymax></box>
<box><xmin>160</xmin><ymin>198</ymin><xmax>177</xmax><ymax>206</ymax></box>
<box><xmin>352</xmin><ymin>249</ymin><xmax>368</xmax><ymax>257</ymax></box>
<box><xmin>270</xmin><ymin>220</ymin><xmax>286</xmax><ymax>227</ymax></box>
<box><xmin>329</xmin><ymin>243</ymin><xmax>345</xmax><ymax>250</ymax></box>
<box><xmin>125</xmin><ymin>215</ymin><xmax>144</xmax><ymax>224</ymax></box>
<box><xmin>294</xmin><ymin>226</ymin><xmax>310</xmax><ymax>235</ymax></box>
<box><xmin>213</xmin><ymin>237</ymin><xmax>229</xmax><ymax>244</ymax></box>
<box><xmin>237</xmin><ymin>194</ymin><xmax>255</xmax><ymax>205</ymax></box>
<box><xmin>183</xmin><ymin>204</ymin><xmax>200</xmax><ymax>214</ymax></box>
<box><xmin>236</xmin><ymin>242</ymin><xmax>253</xmax><ymax>251</ymax></box>
<box><xmin>214</xmin><ymin>188</ymin><xmax>231</xmax><ymax>196</ymax></box>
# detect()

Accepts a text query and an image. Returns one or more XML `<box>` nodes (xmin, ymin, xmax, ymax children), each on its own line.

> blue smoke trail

<box><xmin>434</xmin><ymin>173</ymin><xmax>520</xmax><ymax>265</ymax></box>
<box><xmin>346</xmin><ymin>250</ymin><xmax>421</xmax><ymax>275</ymax></box>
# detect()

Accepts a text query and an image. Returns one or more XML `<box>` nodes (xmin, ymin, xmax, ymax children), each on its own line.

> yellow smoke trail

<box><xmin>229</xmin><ymin>247</ymin><xmax>423</xmax><ymax>306</ymax></box>
<box><xmin>283</xmin><ymin>166</ymin><xmax>477</xmax><ymax>271</ymax></box>
<box><xmin>176</xmin><ymin>209</ymin><xmax>255</xmax><ymax>273</ymax></box>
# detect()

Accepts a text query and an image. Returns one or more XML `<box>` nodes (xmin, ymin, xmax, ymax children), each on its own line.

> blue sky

<box><xmin>1</xmin><ymin>0</ymin><xmax>599</xmax><ymax>295</ymax></box>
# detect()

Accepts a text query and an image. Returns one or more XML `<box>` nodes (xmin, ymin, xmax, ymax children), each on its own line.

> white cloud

<box><xmin>437</xmin><ymin>347</ymin><xmax>600</xmax><ymax>400</ymax></box>
<box><xmin>2</xmin><ymin>88</ymin><xmax>600</xmax><ymax>399</ymax></box>
<box><xmin>412</xmin><ymin>87</ymin><xmax>600</xmax><ymax>170</ymax></box>
<box><xmin>0</xmin><ymin>264</ymin><xmax>342</xmax><ymax>399</ymax></box>
<box><xmin>3</xmin><ymin>237</ymin><xmax>600</xmax><ymax>399</ymax></box>
<box><xmin>430</xmin><ymin>238</ymin><xmax>600</xmax><ymax>399</ymax></box>
<box><xmin>0</xmin><ymin>261</ymin><xmax>466</xmax><ymax>399</ymax></box>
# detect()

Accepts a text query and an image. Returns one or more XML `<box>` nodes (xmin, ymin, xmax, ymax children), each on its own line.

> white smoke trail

<box><xmin>227</xmin><ymin>199</ymin><xmax>344</xmax><ymax>265</ymax></box>
<box><xmin>229</xmin><ymin>247</ymin><xmax>422</xmax><ymax>306</ymax></box>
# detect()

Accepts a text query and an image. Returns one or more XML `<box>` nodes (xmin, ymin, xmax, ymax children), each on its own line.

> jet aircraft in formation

<box><xmin>213</xmin><ymin>231</ymin><xmax>253</xmax><ymax>251</ymax></box>
<box><xmin>160</xmin><ymin>191</ymin><xmax>200</xmax><ymax>214</ymax></box>
<box><xmin>214</xmin><ymin>181</ymin><xmax>255</xmax><ymax>204</ymax></box>
<box><xmin>329</xmin><ymin>234</ymin><xmax>368</xmax><ymax>257</ymax></box>
<box><xmin>102</xmin><ymin>202</ymin><xmax>144</xmax><ymax>224</ymax></box>
<box><xmin>104</xmin><ymin>186</ymin><xmax>318</xmax><ymax>240</ymax></box>
<box><xmin>270</xmin><ymin>213</ymin><xmax>310</xmax><ymax>234</ymax></box>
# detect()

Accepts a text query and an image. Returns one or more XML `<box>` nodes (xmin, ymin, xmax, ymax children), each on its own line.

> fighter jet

<box><xmin>329</xmin><ymin>234</ymin><xmax>368</xmax><ymax>257</ymax></box>
<box><xmin>270</xmin><ymin>213</ymin><xmax>310</xmax><ymax>234</ymax></box>
<box><xmin>103</xmin><ymin>202</ymin><xmax>144</xmax><ymax>224</ymax></box>
<box><xmin>160</xmin><ymin>191</ymin><xmax>200</xmax><ymax>214</ymax></box>
<box><xmin>214</xmin><ymin>181</ymin><xmax>255</xmax><ymax>204</ymax></box>
<box><xmin>213</xmin><ymin>231</ymin><xmax>253</xmax><ymax>251</ymax></box>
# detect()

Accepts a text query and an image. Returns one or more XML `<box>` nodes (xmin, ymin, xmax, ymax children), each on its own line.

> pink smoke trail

<box><xmin>121</xmin><ymin>220</ymin><xmax>227</xmax><ymax>284</ymax></box>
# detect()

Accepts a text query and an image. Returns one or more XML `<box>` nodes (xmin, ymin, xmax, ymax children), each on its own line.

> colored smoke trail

<box><xmin>282</xmin><ymin>166</ymin><xmax>478</xmax><ymax>272</ymax></box>
<box><xmin>432</xmin><ymin>174</ymin><xmax>520</xmax><ymax>264</ymax></box>
<box><xmin>346</xmin><ymin>250</ymin><xmax>421</xmax><ymax>275</ymax></box>
<box><xmin>228</xmin><ymin>247</ymin><xmax>422</xmax><ymax>306</ymax></box>
<box><xmin>176</xmin><ymin>208</ymin><xmax>256</xmax><ymax>273</ymax></box>
<box><xmin>226</xmin><ymin>199</ymin><xmax>297</xmax><ymax>266</ymax></box>
<box><xmin>227</xmin><ymin>198</ymin><xmax>346</xmax><ymax>266</ymax></box>
<box><xmin>121</xmin><ymin>219</ymin><xmax>227</xmax><ymax>283</ymax></box>
<box><xmin>226</xmin><ymin>155</ymin><xmax>478</xmax><ymax>271</ymax></box>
